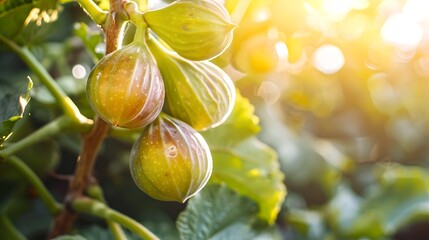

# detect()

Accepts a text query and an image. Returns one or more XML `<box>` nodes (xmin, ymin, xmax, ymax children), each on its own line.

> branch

<box><xmin>0</xmin><ymin>116</ymin><xmax>91</xmax><ymax>158</ymax></box>
<box><xmin>5</xmin><ymin>156</ymin><xmax>63</xmax><ymax>215</ymax></box>
<box><xmin>86</xmin><ymin>185</ymin><xmax>127</xmax><ymax>240</ymax></box>
<box><xmin>0</xmin><ymin>35</ymin><xmax>91</xmax><ymax>125</ymax></box>
<box><xmin>49</xmin><ymin>0</ymin><xmax>131</xmax><ymax>237</ymax></box>
<box><xmin>72</xmin><ymin>197</ymin><xmax>160</xmax><ymax>240</ymax></box>
<box><xmin>49</xmin><ymin>117</ymin><xmax>110</xmax><ymax>238</ymax></box>
<box><xmin>104</xmin><ymin>0</ymin><xmax>129</xmax><ymax>53</ymax></box>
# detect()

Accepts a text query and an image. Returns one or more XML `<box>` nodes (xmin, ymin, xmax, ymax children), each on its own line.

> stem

<box><xmin>0</xmin><ymin>116</ymin><xmax>90</xmax><ymax>158</ymax></box>
<box><xmin>6</xmin><ymin>156</ymin><xmax>63</xmax><ymax>215</ymax></box>
<box><xmin>135</xmin><ymin>0</ymin><xmax>148</xmax><ymax>12</ymax></box>
<box><xmin>108</xmin><ymin>220</ymin><xmax>128</xmax><ymax>240</ymax></box>
<box><xmin>77</xmin><ymin>0</ymin><xmax>108</xmax><ymax>25</ymax></box>
<box><xmin>49</xmin><ymin>117</ymin><xmax>110</xmax><ymax>238</ymax></box>
<box><xmin>70</xmin><ymin>118</ymin><xmax>110</xmax><ymax>193</ymax></box>
<box><xmin>86</xmin><ymin>185</ymin><xmax>127</xmax><ymax>240</ymax></box>
<box><xmin>123</xmin><ymin>1</ymin><xmax>146</xmax><ymax>31</ymax></box>
<box><xmin>73</xmin><ymin>197</ymin><xmax>160</xmax><ymax>240</ymax></box>
<box><xmin>49</xmin><ymin>0</ymin><xmax>130</xmax><ymax>237</ymax></box>
<box><xmin>104</xmin><ymin>0</ymin><xmax>129</xmax><ymax>53</ymax></box>
<box><xmin>0</xmin><ymin>35</ymin><xmax>91</xmax><ymax>125</ymax></box>
<box><xmin>0</xmin><ymin>216</ymin><xmax>26</xmax><ymax>240</ymax></box>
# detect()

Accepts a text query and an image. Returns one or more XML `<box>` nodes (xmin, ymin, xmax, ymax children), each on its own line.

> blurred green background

<box><xmin>228</xmin><ymin>0</ymin><xmax>429</xmax><ymax>239</ymax></box>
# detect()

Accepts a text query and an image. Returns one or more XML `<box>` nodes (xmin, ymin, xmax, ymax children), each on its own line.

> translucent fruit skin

<box><xmin>86</xmin><ymin>41</ymin><xmax>165</xmax><ymax>128</ymax></box>
<box><xmin>130</xmin><ymin>114</ymin><xmax>213</xmax><ymax>202</ymax></box>
<box><xmin>148</xmin><ymin>38</ymin><xmax>235</xmax><ymax>131</ymax></box>
<box><xmin>143</xmin><ymin>0</ymin><xmax>235</xmax><ymax>61</ymax></box>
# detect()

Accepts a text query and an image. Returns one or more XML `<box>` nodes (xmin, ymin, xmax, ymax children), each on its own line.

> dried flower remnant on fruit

<box><xmin>130</xmin><ymin>114</ymin><xmax>213</xmax><ymax>202</ymax></box>
<box><xmin>86</xmin><ymin>41</ymin><xmax>165</xmax><ymax>129</ymax></box>
<box><xmin>143</xmin><ymin>0</ymin><xmax>236</xmax><ymax>60</ymax></box>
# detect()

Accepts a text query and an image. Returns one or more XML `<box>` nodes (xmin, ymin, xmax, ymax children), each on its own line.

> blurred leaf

<box><xmin>325</xmin><ymin>184</ymin><xmax>362</xmax><ymax>233</ymax></box>
<box><xmin>286</xmin><ymin>209</ymin><xmax>328</xmax><ymax>240</ymax></box>
<box><xmin>177</xmin><ymin>184</ymin><xmax>260</xmax><ymax>240</ymax></box>
<box><xmin>202</xmin><ymin>91</ymin><xmax>260</xmax><ymax>146</ymax></box>
<box><xmin>13</xmin><ymin>200</ymin><xmax>51</xmax><ymax>237</ymax></box>
<box><xmin>257</xmin><ymin>103</ymin><xmax>344</xmax><ymax>191</ymax></box>
<box><xmin>52</xmin><ymin>235</ymin><xmax>87</xmax><ymax>240</ymax></box>
<box><xmin>73</xmin><ymin>22</ymin><xmax>104</xmax><ymax>62</ymax></box>
<box><xmin>209</xmin><ymin>138</ymin><xmax>285</xmax><ymax>224</ymax></box>
<box><xmin>0</xmin><ymin>216</ymin><xmax>26</xmax><ymax>240</ymax></box>
<box><xmin>0</xmin><ymin>78</ymin><xmax>32</xmax><ymax>147</ymax></box>
<box><xmin>80</xmin><ymin>225</ymin><xmax>113</xmax><ymax>240</ymax></box>
<box><xmin>141</xmin><ymin>215</ymin><xmax>180</xmax><ymax>240</ymax></box>
<box><xmin>342</xmin><ymin>165</ymin><xmax>429</xmax><ymax>238</ymax></box>
<box><xmin>0</xmin><ymin>0</ymin><xmax>60</xmax><ymax>44</ymax></box>
<box><xmin>202</xmin><ymin>93</ymin><xmax>285</xmax><ymax>224</ymax></box>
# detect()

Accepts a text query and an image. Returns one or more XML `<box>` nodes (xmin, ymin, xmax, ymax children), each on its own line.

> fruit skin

<box><xmin>86</xmin><ymin>41</ymin><xmax>165</xmax><ymax>129</ymax></box>
<box><xmin>148</xmin><ymin>37</ymin><xmax>235</xmax><ymax>131</ymax></box>
<box><xmin>143</xmin><ymin>0</ymin><xmax>236</xmax><ymax>61</ymax></box>
<box><xmin>130</xmin><ymin>113</ymin><xmax>213</xmax><ymax>202</ymax></box>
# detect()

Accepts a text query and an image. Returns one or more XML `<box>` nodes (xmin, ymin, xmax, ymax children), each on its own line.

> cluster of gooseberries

<box><xmin>86</xmin><ymin>0</ymin><xmax>236</xmax><ymax>202</ymax></box>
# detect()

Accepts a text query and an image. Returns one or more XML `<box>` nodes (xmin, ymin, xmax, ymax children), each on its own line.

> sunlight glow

<box><xmin>312</xmin><ymin>44</ymin><xmax>345</xmax><ymax>74</ymax></box>
<box><xmin>403</xmin><ymin>0</ymin><xmax>429</xmax><ymax>22</ymax></box>
<box><xmin>253</xmin><ymin>7</ymin><xmax>271</xmax><ymax>22</ymax></box>
<box><xmin>415</xmin><ymin>57</ymin><xmax>429</xmax><ymax>76</ymax></box>
<box><xmin>275</xmin><ymin>41</ymin><xmax>289</xmax><ymax>60</ymax></box>
<box><xmin>381</xmin><ymin>13</ymin><xmax>423</xmax><ymax>49</ymax></box>
<box><xmin>322</xmin><ymin>0</ymin><xmax>354</xmax><ymax>19</ymax></box>
<box><xmin>258</xmin><ymin>81</ymin><xmax>281</xmax><ymax>105</ymax></box>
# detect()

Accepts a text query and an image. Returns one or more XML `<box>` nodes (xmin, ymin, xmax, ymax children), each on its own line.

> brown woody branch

<box><xmin>48</xmin><ymin>0</ymin><xmax>127</xmax><ymax>237</ymax></box>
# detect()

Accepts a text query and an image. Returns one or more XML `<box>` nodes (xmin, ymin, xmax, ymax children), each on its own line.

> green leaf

<box><xmin>256</xmin><ymin>103</ymin><xmax>352</xmax><ymax>188</ymax></box>
<box><xmin>325</xmin><ymin>184</ymin><xmax>362</xmax><ymax>233</ymax></box>
<box><xmin>286</xmin><ymin>209</ymin><xmax>328</xmax><ymax>239</ymax></box>
<box><xmin>0</xmin><ymin>78</ymin><xmax>32</xmax><ymax>147</ymax></box>
<box><xmin>52</xmin><ymin>235</ymin><xmax>87</xmax><ymax>240</ymax></box>
<box><xmin>202</xmin><ymin>92</ymin><xmax>286</xmax><ymax>224</ymax></box>
<box><xmin>342</xmin><ymin>165</ymin><xmax>429</xmax><ymax>238</ymax></box>
<box><xmin>210</xmin><ymin>138</ymin><xmax>286</xmax><ymax>224</ymax></box>
<box><xmin>80</xmin><ymin>226</ymin><xmax>114</xmax><ymax>240</ymax></box>
<box><xmin>177</xmin><ymin>184</ymin><xmax>260</xmax><ymax>240</ymax></box>
<box><xmin>202</xmin><ymin>91</ymin><xmax>260</xmax><ymax>146</ymax></box>
<box><xmin>73</xmin><ymin>22</ymin><xmax>104</xmax><ymax>63</ymax></box>
<box><xmin>0</xmin><ymin>0</ymin><xmax>60</xmax><ymax>44</ymax></box>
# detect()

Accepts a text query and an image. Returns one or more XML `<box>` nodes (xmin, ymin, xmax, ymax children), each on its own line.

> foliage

<box><xmin>2</xmin><ymin>0</ymin><xmax>429</xmax><ymax>239</ymax></box>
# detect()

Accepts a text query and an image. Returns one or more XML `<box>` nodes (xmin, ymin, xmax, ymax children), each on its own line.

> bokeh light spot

<box><xmin>72</xmin><ymin>64</ymin><xmax>87</xmax><ymax>79</ymax></box>
<box><xmin>258</xmin><ymin>81</ymin><xmax>281</xmax><ymax>105</ymax></box>
<box><xmin>381</xmin><ymin>13</ymin><xmax>423</xmax><ymax>49</ymax></box>
<box><xmin>312</xmin><ymin>44</ymin><xmax>345</xmax><ymax>74</ymax></box>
